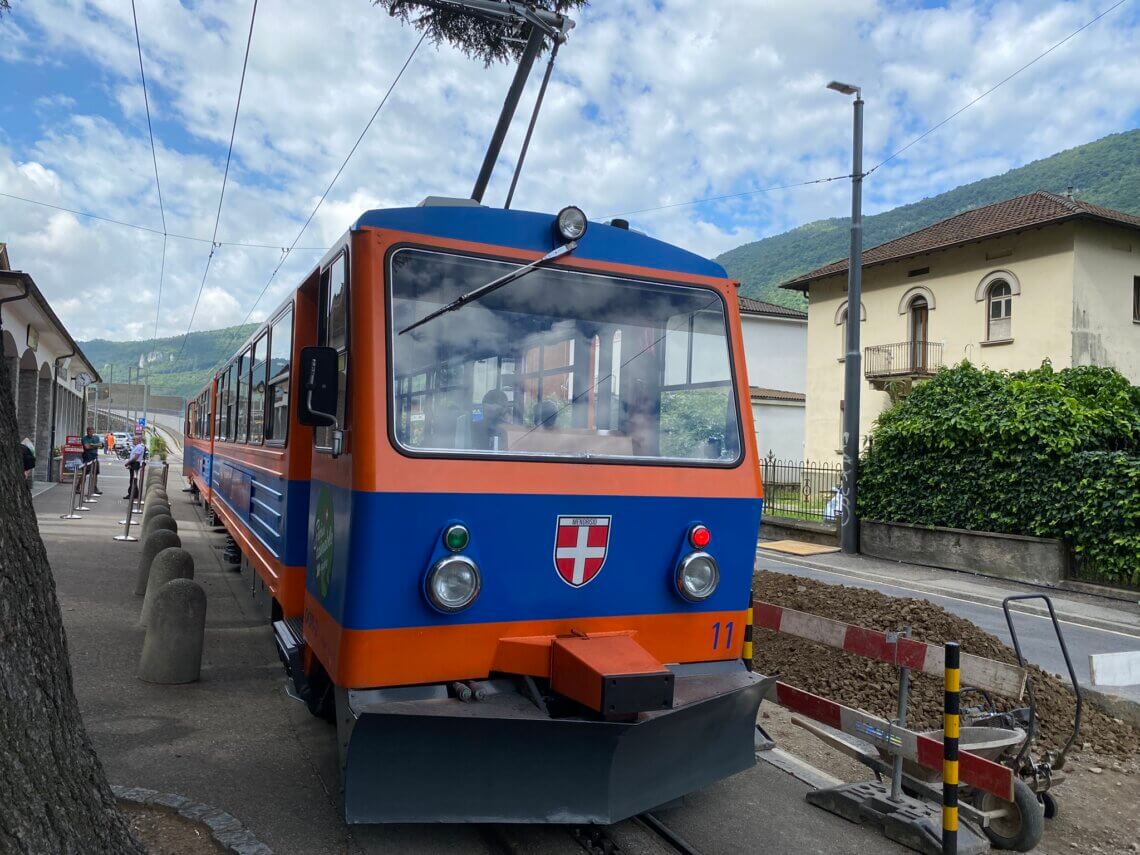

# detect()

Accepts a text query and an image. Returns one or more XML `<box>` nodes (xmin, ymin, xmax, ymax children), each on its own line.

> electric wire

<box><xmin>210</xmin><ymin>30</ymin><xmax>427</xmax><ymax>372</ymax></box>
<box><xmin>0</xmin><ymin>191</ymin><xmax>327</xmax><ymax>250</ymax></box>
<box><xmin>867</xmin><ymin>0</ymin><xmax>1133</xmax><ymax>175</ymax></box>
<box><xmin>178</xmin><ymin>0</ymin><xmax>259</xmax><ymax>358</ymax></box>
<box><xmin>131</xmin><ymin>0</ymin><xmax>167</xmax><ymax>416</ymax></box>
<box><xmin>605</xmin><ymin>174</ymin><xmax>852</xmax><ymax>219</ymax></box>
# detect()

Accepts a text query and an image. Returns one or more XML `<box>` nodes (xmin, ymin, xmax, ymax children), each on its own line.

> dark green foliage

<box><xmin>719</xmin><ymin>130</ymin><xmax>1140</xmax><ymax>310</ymax></box>
<box><xmin>859</xmin><ymin>362</ymin><xmax>1140</xmax><ymax>587</ymax></box>
<box><xmin>79</xmin><ymin>324</ymin><xmax>258</xmax><ymax>401</ymax></box>
<box><xmin>374</xmin><ymin>0</ymin><xmax>587</xmax><ymax>65</ymax></box>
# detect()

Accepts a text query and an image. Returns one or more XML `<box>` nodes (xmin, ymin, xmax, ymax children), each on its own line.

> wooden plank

<box><xmin>755</xmin><ymin>600</ymin><xmax>1026</xmax><ymax>699</ymax></box>
<box><xmin>1089</xmin><ymin>650</ymin><xmax>1140</xmax><ymax>687</ymax></box>
<box><xmin>758</xmin><ymin>539</ymin><xmax>841</xmax><ymax>556</ymax></box>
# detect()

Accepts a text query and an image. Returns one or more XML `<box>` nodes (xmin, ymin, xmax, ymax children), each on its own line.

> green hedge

<box><xmin>859</xmin><ymin>362</ymin><xmax>1140</xmax><ymax>587</ymax></box>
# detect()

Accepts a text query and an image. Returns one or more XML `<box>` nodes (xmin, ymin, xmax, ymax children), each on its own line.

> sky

<box><xmin>1</xmin><ymin>0</ymin><xmax>1139</xmax><ymax>343</ymax></box>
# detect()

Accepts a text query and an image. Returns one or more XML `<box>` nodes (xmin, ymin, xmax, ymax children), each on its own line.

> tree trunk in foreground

<box><xmin>0</xmin><ymin>357</ymin><xmax>143</xmax><ymax>852</ymax></box>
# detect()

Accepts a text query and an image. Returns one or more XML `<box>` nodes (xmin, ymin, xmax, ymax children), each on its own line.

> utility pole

<box><xmin>828</xmin><ymin>80</ymin><xmax>864</xmax><ymax>555</ymax></box>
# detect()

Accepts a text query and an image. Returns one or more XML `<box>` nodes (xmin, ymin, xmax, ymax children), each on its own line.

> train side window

<box><xmin>216</xmin><ymin>371</ymin><xmax>228</xmax><ymax>441</ymax></box>
<box><xmin>266</xmin><ymin>308</ymin><xmax>293</xmax><ymax>444</ymax></box>
<box><xmin>226</xmin><ymin>362</ymin><xmax>239</xmax><ymax>441</ymax></box>
<box><xmin>316</xmin><ymin>252</ymin><xmax>348</xmax><ymax>452</ymax></box>
<box><xmin>249</xmin><ymin>334</ymin><xmax>267</xmax><ymax>444</ymax></box>
<box><xmin>235</xmin><ymin>349</ymin><xmax>250</xmax><ymax>442</ymax></box>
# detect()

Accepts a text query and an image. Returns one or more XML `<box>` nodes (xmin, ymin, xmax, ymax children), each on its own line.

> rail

<box><xmin>864</xmin><ymin>340</ymin><xmax>943</xmax><ymax>379</ymax></box>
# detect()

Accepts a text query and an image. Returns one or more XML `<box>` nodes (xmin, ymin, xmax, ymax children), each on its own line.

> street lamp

<box><xmin>828</xmin><ymin>79</ymin><xmax>864</xmax><ymax>555</ymax></box>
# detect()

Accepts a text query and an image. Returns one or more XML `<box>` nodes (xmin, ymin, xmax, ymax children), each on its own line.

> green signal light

<box><xmin>443</xmin><ymin>524</ymin><xmax>470</xmax><ymax>553</ymax></box>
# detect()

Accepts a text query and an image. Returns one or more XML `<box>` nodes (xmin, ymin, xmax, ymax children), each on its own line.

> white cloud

<box><xmin>0</xmin><ymin>0</ymin><xmax>1137</xmax><ymax>343</ymax></box>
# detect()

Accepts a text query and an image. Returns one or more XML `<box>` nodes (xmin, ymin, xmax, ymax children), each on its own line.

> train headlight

<box><xmin>555</xmin><ymin>206</ymin><xmax>588</xmax><ymax>242</ymax></box>
<box><xmin>426</xmin><ymin>555</ymin><xmax>481</xmax><ymax>613</ymax></box>
<box><xmin>675</xmin><ymin>552</ymin><xmax>719</xmax><ymax>602</ymax></box>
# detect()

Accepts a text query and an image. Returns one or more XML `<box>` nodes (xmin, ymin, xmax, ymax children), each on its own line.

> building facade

<box><xmin>737</xmin><ymin>297</ymin><xmax>807</xmax><ymax>462</ymax></box>
<box><xmin>1</xmin><ymin>244</ymin><xmax>101</xmax><ymax>481</ymax></box>
<box><xmin>783</xmin><ymin>192</ymin><xmax>1140</xmax><ymax>463</ymax></box>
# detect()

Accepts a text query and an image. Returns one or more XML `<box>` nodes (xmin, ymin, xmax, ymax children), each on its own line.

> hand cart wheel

<box><xmin>977</xmin><ymin>779</ymin><xmax>1045</xmax><ymax>852</ymax></box>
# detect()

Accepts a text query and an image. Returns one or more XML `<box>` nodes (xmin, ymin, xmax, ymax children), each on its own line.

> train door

<box><xmin>306</xmin><ymin>249</ymin><xmax>353</xmax><ymax>642</ymax></box>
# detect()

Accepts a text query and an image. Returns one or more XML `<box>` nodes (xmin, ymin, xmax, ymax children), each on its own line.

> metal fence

<box><xmin>760</xmin><ymin>454</ymin><xmax>843</xmax><ymax>523</ymax></box>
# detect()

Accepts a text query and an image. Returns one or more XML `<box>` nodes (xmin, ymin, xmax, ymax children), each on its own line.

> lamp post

<box><xmin>828</xmin><ymin>80</ymin><xmax>864</xmax><ymax>555</ymax></box>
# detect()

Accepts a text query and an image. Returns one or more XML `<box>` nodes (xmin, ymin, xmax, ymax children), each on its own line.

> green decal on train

<box><xmin>313</xmin><ymin>486</ymin><xmax>334</xmax><ymax>599</ymax></box>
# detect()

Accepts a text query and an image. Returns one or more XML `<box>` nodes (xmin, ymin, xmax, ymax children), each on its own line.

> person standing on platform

<box><xmin>81</xmin><ymin>426</ymin><xmax>102</xmax><ymax>495</ymax></box>
<box><xmin>105</xmin><ymin>432</ymin><xmax>115</xmax><ymax>456</ymax></box>
<box><xmin>124</xmin><ymin>435</ymin><xmax>146</xmax><ymax>500</ymax></box>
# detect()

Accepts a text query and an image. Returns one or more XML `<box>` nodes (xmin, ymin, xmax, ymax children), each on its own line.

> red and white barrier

<box><xmin>754</xmin><ymin>601</ymin><xmax>1026</xmax><ymax>699</ymax></box>
<box><xmin>770</xmin><ymin>681</ymin><xmax>1015</xmax><ymax>802</ymax></box>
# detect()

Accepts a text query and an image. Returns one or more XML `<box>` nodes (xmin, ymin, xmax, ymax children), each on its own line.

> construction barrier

<box><xmin>753</xmin><ymin>600</ymin><xmax>1026</xmax><ymax>699</ymax></box>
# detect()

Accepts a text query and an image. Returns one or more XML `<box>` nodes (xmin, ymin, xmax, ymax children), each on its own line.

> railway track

<box><xmin>480</xmin><ymin>812</ymin><xmax>703</xmax><ymax>855</ymax></box>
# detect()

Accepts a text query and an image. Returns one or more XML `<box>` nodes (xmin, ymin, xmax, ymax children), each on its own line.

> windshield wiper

<box><xmin>398</xmin><ymin>240</ymin><xmax>578</xmax><ymax>335</ymax></box>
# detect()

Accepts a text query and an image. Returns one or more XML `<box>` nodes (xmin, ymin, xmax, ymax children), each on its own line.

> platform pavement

<box><xmin>34</xmin><ymin>456</ymin><xmax>907</xmax><ymax>854</ymax></box>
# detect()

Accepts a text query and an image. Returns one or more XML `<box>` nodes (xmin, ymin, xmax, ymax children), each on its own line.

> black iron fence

<box><xmin>864</xmin><ymin>340</ymin><xmax>944</xmax><ymax>379</ymax></box>
<box><xmin>760</xmin><ymin>454</ymin><xmax>843</xmax><ymax>523</ymax></box>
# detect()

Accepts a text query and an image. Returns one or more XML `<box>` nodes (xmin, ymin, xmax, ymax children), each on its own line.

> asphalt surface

<box><xmin>36</xmin><ymin>457</ymin><xmax>908</xmax><ymax>854</ymax></box>
<box><xmin>757</xmin><ymin>553</ymin><xmax>1140</xmax><ymax>704</ymax></box>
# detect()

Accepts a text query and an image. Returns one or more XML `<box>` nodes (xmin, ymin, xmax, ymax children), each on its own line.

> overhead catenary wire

<box><xmin>210</xmin><ymin>30</ymin><xmax>428</xmax><ymax>372</ymax></box>
<box><xmin>866</xmin><ymin>0</ymin><xmax>1133</xmax><ymax>175</ymax></box>
<box><xmin>178</xmin><ymin>0</ymin><xmax>260</xmax><ymax>358</ymax></box>
<box><xmin>0</xmin><ymin>191</ymin><xmax>327</xmax><ymax>251</ymax></box>
<box><xmin>131</xmin><ymin>0</ymin><xmax>168</xmax><ymax>411</ymax></box>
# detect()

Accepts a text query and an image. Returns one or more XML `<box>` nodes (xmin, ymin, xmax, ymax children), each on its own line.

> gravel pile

<box><xmin>753</xmin><ymin>571</ymin><xmax>1140</xmax><ymax>760</ymax></box>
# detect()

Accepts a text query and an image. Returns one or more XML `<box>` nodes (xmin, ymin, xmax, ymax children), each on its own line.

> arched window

<box><xmin>839</xmin><ymin>307</ymin><xmax>848</xmax><ymax>359</ymax></box>
<box><xmin>987</xmin><ymin>280</ymin><xmax>1012</xmax><ymax>341</ymax></box>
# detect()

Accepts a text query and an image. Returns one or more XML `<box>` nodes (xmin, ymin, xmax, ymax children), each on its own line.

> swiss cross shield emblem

<box><xmin>554</xmin><ymin>516</ymin><xmax>611</xmax><ymax>587</ymax></box>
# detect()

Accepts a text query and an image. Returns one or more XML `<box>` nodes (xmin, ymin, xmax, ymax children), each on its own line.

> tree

<box><xmin>0</xmin><ymin>357</ymin><xmax>143</xmax><ymax>849</ymax></box>
<box><xmin>374</xmin><ymin>0</ymin><xmax>587</xmax><ymax>64</ymax></box>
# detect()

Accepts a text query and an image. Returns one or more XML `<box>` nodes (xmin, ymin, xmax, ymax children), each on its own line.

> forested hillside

<box><xmin>79</xmin><ymin>324</ymin><xmax>257</xmax><ymax>401</ymax></box>
<box><xmin>718</xmin><ymin>129</ymin><xmax>1140</xmax><ymax>309</ymax></box>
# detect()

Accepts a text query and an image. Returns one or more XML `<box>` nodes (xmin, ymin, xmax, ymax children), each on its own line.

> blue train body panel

<box><xmin>210</xmin><ymin>454</ymin><xmax>309</xmax><ymax>566</ymax></box>
<box><xmin>352</xmin><ymin>207</ymin><xmax>727</xmax><ymax>279</ymax></box>
<box><xmin>305</xmin><ymin>484</ymin><xmax>763</xmax><ymax>630</ymax></box>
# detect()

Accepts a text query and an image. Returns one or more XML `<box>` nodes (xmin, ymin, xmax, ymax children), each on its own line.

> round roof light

<box><xmin>555</xmin><ymin>206</ymin><xmax>588</xmax><ymax>242</ymax></box>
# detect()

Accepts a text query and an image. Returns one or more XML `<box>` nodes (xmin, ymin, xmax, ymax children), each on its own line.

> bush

<box><xmin>859</xmin><ymin>361</ymin><xmax>1140</xmax><ymax>587</ymax></box>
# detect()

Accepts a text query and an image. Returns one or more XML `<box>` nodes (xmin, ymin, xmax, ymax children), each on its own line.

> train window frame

<box><xmin>265</xmin><ymin>305</ymin><xmax>294</xmax><ymax>447</ymax></box>
<box><xmin>315</xmin><ymin>249</ymin><xmax>349</xmax><ymax>454</ymax></box>
<box><xmin>249</xmin><ymin>333</ymin><xmax>268</xmax><ymax>445</ymax></box>
<box><xmin>384</xmin><ymin>243</ymin><xmax>746</xmax><ymax>469</ymax></box>
<box><xmin>215</xmin><ymin>368</ymin><xmax>228</xmax><ymax>442</ymax></box>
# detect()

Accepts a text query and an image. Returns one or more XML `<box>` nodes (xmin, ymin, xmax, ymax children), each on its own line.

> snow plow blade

<box><xmin>337</xmin><ymin>665</ymin><xmax>772</xmax><ymax>824</ymax></box>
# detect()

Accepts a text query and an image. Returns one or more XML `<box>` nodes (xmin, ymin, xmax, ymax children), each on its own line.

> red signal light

<box><xmin>689</xmin><ymin>525</ymin><xmax>711</xmax><ymax>549</ymax></box>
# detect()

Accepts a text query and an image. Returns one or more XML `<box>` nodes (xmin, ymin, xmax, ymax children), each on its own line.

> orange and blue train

<box><xmin>184</xmin><ymin>198</ymin><xmax>771</xmax><ymax>824</ymax></box>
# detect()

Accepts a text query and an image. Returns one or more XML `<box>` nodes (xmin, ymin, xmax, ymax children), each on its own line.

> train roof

<box><xmin>352</xmin><ymin>205</ymin><xmax>727</xmax><ymax>280</ymax></box>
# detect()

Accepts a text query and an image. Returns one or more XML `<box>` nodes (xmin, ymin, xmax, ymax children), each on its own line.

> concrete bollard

<box><xmin>134</xmin><ymin>529</ymin><xmax>182</xmax><ymax>597</ymax></box>
<box><xmin>142</xmin><ymin>513</ymin><xmax>178</xmax><ymax>540</ymax></box>
<box><xmin>147</xmin><ymin>487</ymin><xmax>169</xmax><ymax>504</ymax></box>
<box><xmin>140</xmin><ymin>547</ymin><xmax>195</xmax><ymax>626</ymax></box>
<box><xmin>141</xmin><ymin>501</ymin><xmax>172</xmax><ymax>526</ymax></box>
<box><xmin>137</xmin><ymin>578</ymin><xmax>207</xmax><ymax>684</ymax></box>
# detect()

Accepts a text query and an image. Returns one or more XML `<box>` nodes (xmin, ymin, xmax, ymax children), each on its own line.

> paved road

<box><xmin>757</xmin><ymin>554</ymin><xmax>1140</xmax><ymax>704</ymax></box>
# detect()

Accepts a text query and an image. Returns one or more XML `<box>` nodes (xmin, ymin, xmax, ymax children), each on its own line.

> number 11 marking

<box><xmin>712</xmin><ymin>621</ymin><xmax>735</xmax><ymax>650</ymax></box>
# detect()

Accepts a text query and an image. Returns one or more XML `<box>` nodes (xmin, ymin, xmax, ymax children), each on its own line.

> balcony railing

<box><xmin>864</xmin><ymin>340</ymin><xmax>943</xmax><ymax>380</ymax></box>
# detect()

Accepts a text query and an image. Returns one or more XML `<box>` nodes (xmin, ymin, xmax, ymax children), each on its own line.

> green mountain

<box><xmin>718</xmin><ymin>129</ymin><xmax>1140</xmax><ymax>309</ymax></box>
<box><xmin>79</xmin><ymin>324</ymin><xmax>258</xmax><ymax>401</ymax></box>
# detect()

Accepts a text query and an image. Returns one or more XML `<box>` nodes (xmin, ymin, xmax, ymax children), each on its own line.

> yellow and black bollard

<box><xmin>943</xmin><ymin>641</ymin><xmax>960</xmax><ymax>855</ymax></box>
<box><xmin>743</xmin><ymin>606</ymin><xmax>754</xmax><ymax>670</ymax></box>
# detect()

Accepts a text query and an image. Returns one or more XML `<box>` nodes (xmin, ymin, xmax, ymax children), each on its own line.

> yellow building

<box><xmin>782</xmin><ymin>191</ymin><xmax>1140</xmax><ymax>463</ymax></box>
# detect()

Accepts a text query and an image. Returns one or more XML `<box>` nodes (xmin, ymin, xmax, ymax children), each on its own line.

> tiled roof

<box><xmin>750</xmin><ymin>386</ymin><xmax>806</xmax><ymax>403</ymax></box>
<box><xmin>738</xmin><ymin>296</ymin><xmax>807</xmax><ymax>319</ymax></box>
<box><xmin>782</xmin><ymin>191</ymin><xmax>1140</xmax><ymax>290</ymax></box>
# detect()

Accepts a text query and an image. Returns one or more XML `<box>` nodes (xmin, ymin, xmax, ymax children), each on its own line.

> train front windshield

<box><xmin>389</xmin><ymin>247</ymin><xmax>742</xmax><ymax>465</ymax></box>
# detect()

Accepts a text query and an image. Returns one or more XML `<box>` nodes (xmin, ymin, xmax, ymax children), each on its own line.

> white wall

<box><xmin>1071</xmin><ymin>222</ymin><xmax>1140</xmax><ymax>384</ymax></box>
<box><xmin>740</xmin><ymin>315</ymin><xmax>807</xmax><ymax>394</ymax></box>
<box><xmin>752</xmin><ymin>399</ymin><xmax>805</xmax><ymax>461</ymax></box>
